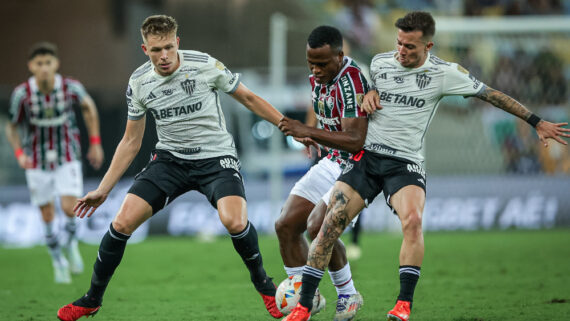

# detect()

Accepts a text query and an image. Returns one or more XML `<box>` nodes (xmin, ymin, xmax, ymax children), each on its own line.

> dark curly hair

<box><xmin>307</xmin><ymin>25</ymin><xmax>343</xmax><ymax>53</ymax></box>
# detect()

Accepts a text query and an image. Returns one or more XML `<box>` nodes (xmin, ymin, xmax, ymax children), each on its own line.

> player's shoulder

<box><xmin>371</xmin><ymin>50</ymin><xmax>398</xmax><ymax>66</ymax></box>
<box><xmin>12</xmin><ymin>81</ymin><xmax>29</xmax><ymax>95</ymax></box>
<box><xmin>129</xmin><ymin>60</ymin><xmax>153</xmax><ymax>82</ymax></box>
<box><xmin>180</xmin><ymin>49</ymin><xmax>211</xmax><ymax>65</ymax></box>
<box><xmin>341</xmin><ymin>57</ymin><xmax>366</xmax><ymax>78</ymax></box>
<box><xmin>426</xmin><ymin>54</ymin><xmax>456</xmax><ymax>69</ymax></box>
<box><xmin>61</xmin><ymin>76</ymin><xmax>84</xmax><ymax>87</ymax></box>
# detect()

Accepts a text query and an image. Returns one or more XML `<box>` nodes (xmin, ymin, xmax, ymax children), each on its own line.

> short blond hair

<box><xmin>140</xmin><ymin>15</ymin><xmax>178</xmax><ymax>41</ymax></box>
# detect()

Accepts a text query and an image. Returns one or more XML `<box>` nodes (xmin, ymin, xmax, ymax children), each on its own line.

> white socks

<box><xmin>328</xmin><ymin>262</ymin><xmax>357</xmax><ymax>295</ymax></box>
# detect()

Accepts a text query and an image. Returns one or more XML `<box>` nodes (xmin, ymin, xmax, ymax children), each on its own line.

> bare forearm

<box><xmin>97</xmin><ymin>139</ymin><xmax>140</xmax><ymax>194</ymax></box>
<box><xmin>477</xmin><ymin>87</ymin><xmax>533</xmax><ymax>121</ymax></box>
<box><xmin>305</xmin><ymin>127</ymin><xmax>364</xmax><ymax>154</ymax></box>
<box><xmin>244</xmin><ymin>96</ymin><xmax>283</xmax><ymax>126</ymax></box>
<box><xmin>81</xmin><ymin>99</ymin><xmax>101</xmax><ymax>138</ymax></box>
<box><xmin>5</xmin><ymin>124</ymin><xmax>22</xmax><ymax>151</ymax></box>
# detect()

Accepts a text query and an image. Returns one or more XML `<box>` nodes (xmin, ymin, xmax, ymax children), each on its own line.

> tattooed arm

<box><xmin>476</xmin><ymin>87</ymin><xmax>570</xmax><ymax>147</ymax></box>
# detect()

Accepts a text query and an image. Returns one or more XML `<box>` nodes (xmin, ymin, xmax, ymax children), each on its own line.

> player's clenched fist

<box><xmin>361</xmin><ymin>90</ymin><xmax>383</xmax><ymax>114</ymax></box>
<box><xmin>278</xmin><ymin>116</ymin><xmax>310</xmax><ymax>138</ymax></box>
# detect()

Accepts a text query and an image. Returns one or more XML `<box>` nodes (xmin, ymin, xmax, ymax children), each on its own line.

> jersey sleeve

<box><xmin>66</xmin><ymin>79</ymin><xmax>89</xmax><ymax>103</ymax></box>
<box><xmin>9</xmin><ymin>85</ymin><xmax>27</xmax><ymax>124</ymax></box>
<box><xmin>126</xmin><ymin>80</ymin><xmax>146</xmax><ymax>120</ymax></box>
<box><xmin>338</xmin><ymin>70</ymin><xmax>369</xmax><ymax>118</ymax></box>
<box><xmin>204</xmin><ymin>57</ymin><xmax>241</xmax><ymax>94</ymax></box>
<box><xmin>442</xmin><ymin>63</ymin><xmax>486</xmax><ymax>97</ymax></box>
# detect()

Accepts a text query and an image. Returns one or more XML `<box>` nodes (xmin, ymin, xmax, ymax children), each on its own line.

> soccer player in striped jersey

<box><xmin>6</xmin><ymin>42</ymin><xmax>104</xmax><ymax>284</ymax></box>
<box><xmin>57</xmin><ymin>15</ymin><xmax>284</xmax><ymax>321</ymax></box>
<box><xmin>284</xmin><ymin>11</ymin><xmax>570</xmax><ymax>321</ymax></box>
<box><xmin>276</xmin><ymin>26</ymin><xmax>367</xmax><ymax>321</ymax></box>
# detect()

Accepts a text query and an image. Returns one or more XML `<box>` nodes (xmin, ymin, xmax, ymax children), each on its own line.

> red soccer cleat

<box><xmin>282</xmin><ymin>303</ymin><xmax>311</xmax><ymax>321</ymax></box>
<box><xmin>260</xmin><ymin>292</ymin><xmax>284</xmax><ymax>318</ymax></box>
<box><xmin>387</xmin><ymin>300</ymin><xmax>411</xmax><ymax>321</ymax></box>
<box><xmin>57</xmin><ymin>303</ymin><xmax>100</xmax><ymax>321</ymax></box>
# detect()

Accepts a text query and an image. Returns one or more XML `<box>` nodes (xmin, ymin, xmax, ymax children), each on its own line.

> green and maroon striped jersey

<box><xmin>9</xmin><ymin>74</ymin><xmax>88</xmax><ymax>170</ymax></box>
<box><xmin>310</xmin><ymin>57</ymin><xmax>369</xmax><ymax>167</ymax></box>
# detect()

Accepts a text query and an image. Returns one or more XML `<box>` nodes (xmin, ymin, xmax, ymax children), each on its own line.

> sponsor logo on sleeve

<box><xmin>457</xmin><ymin>65</ymin><xmax>469</xmax><ymax>74</ymax></box>
<box><xmin>215</xmin><ymin>60</ymin><xmax>226</xmax><ymax>71</ymax></box>
<box><xmin>469</xmin><ymin>74</ymin><xmax>481</xmax><ymax>89</ymax></box>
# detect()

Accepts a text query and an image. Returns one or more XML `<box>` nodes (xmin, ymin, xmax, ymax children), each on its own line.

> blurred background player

<box><xmin>284</xmin><ymin>11</ymin><xmax>570</xmax><ymax>321</ymax></box>
<box><xmin>276</xmin><ymin>25</ymin><xmax>367</xmax><ymax>321</ymax></box>
<box><xmin>57</xmin><ymin>15</ymin><xmax>285</xmax><ymax>321</ymax></box>
<box><xmin>6</xmin><ymin>42</ymin><xmax>104</xmax><ymax>284</ymax></box>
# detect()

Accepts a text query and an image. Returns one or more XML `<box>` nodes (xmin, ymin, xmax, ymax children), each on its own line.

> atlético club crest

<box><xmin>416</xmin><ymin>73</ymin><xmax>432</xmax><ymax>89</ymax></box>
<box><xmin>180</xmin><ymin>79</ymin><xmax>196</xmax><ymax>96</ymax></box>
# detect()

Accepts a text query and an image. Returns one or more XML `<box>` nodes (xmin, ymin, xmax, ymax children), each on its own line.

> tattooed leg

<box><xmin>307</xmin><ymin>182</ymin><xmax>365</xmax><ymax>270</ymax></box>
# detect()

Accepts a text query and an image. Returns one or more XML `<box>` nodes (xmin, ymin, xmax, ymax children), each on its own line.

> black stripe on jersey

<box><xmin>183</xmin><ymin>54</ymin><xmax>208</xmax><ymax>63</ymax></box>
<box><xmin>373</xmin><ymin>51</ymin><xmax>396</xmax><ymax>61</ymax></box>
<box><xmin>132</xmin><ymin>61</ymin><xmax>152</xmax><ymax>80</ymax></box>
<box><xmin>429</xmin><ymin>55</ymin><xmax>451</xmax><ymax>66</ymax></box>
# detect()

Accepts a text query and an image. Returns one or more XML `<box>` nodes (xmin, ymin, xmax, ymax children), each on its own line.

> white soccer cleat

<box><xmin>334</xmin><ymin>291</ymin><xmax>363</xmax><ymax>321</ymax></box>
<box><xmin>53</xmin><ymin>256</ymin><xmax>72</xmax><ymax>284</ymax></box>
<box><xmin>64</xmin><ymin>239</ymin><xmax>84</xmax><ymax>275</ymax></box>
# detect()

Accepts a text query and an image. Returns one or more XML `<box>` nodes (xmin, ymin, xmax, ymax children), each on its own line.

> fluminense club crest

<box><xmin>416</xmin><ymin>73</ymin><xmax>432</xmax><ymax>89</ymax></box>
<box><xmin>180</xmin><ymin>79</ymin><xmax>196</xmax><ymax>96</ymax></box>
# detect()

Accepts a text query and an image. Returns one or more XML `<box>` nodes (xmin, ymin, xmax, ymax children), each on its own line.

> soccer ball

<box><xmin>275</xmin><ymin>275</ymin><xmax>325</xmax><ymax>315</ymax></box>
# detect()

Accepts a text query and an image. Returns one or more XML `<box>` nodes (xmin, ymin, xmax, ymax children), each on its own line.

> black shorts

<box><xmin>337</xmin><ymin>150</ymin><xmax>426</xmax><ymax>213</ymax></box>
<box><xmin>128</xmin><ymin>150</ymin><xmax>245</xmax><ymax>214</ymax></box>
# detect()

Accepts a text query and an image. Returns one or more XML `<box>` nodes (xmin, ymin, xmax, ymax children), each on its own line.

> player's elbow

<box><xmin>346</xmin><ymin>136</ymin><xmax>365</xmax><ymax>154</ymax></box>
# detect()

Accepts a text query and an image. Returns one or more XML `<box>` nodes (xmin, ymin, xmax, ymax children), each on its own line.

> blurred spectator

<box><xmin>332</xmin><ymin>0</ymin><xmax>381</xmax><ymax>59</ymax></box>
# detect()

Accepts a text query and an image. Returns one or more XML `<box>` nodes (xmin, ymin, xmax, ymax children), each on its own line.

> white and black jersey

<box><xmin>126</xmin><ymin>50</ymin><xmax>241</xmax><ymax>160</ymax></box>
<box><xmin>366</xmin><ymin>51</ymin><xmax>486</xmax><ymax>165</ymax></box>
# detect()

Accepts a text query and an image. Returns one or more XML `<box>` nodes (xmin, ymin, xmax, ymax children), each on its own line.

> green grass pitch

<box><xmin>1</xmin><ymin>229</ymin><xmax>569</xmax><ymax>320</ymax></box>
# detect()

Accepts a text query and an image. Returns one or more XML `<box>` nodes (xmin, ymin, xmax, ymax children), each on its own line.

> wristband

<box><xmin>90</xmin><ymin>136</ymin><xmax>102</xmax><ymax>145</ymax></box>
<box><xmin>15</xmin><ymin>148</ymin><xmax>24</xmax><ymax>159</ymax></box>
<box><xmin>526</xmin><ymin>114</ymin><xmax>541</xmax><ymax>128</ymax></box>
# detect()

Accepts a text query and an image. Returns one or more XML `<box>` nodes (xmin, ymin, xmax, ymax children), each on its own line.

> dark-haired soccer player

<box><xmin>6</xmin><ymin>42</ymin><xmax>104</xmax><ymax>284</ymax></box>
<box><xmin>57</xmin><ymin>15</ymin><xmax>285</xmax><ymax>321</ymax></box>
<box><xmin>276</xmin><ymin>25</ymin><xmax>368</xmax><ymax>321</ymax></box>
<box><xmin>283</xmin><ymin>11</ymin><xmax>570</xmax><ymax>321</ymax></box>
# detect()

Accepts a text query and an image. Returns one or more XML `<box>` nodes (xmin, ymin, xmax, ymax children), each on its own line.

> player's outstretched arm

<box><xmin>279</xmin><ymin>117</ymin><xmax>367</xmax><ymax>154</ymax></box>
<box><xmin>361</xmin><ymin>89</ymin><xmax>383</xmax><ymax>114</ymax></box>
<box><xmin>80</xmin><ymin>95</ymin><xmax>105</xmax><ymax>170</ymax></box>
<box><xmin>476</xmin><ymin>87</ymin><xmax>570</xmax><ymax>147</ymax></box>
<box><xmin>230</xmin><ymin>83</ymin><xmax>284</xmax><ymax>126</ymax></box>
<box><xmin>74</xmin><ymin>117</ymin><xmax>146</xmax><ymax>218</ymax></box>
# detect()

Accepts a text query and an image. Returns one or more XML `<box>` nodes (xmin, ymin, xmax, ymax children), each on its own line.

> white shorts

<box><xmin>290</xmin><ymin>158</ymin><xmax>342</xmax><ymax>206</ymax></box>
<box><xmin>25</xmin><ymin>161</ymin><xmax>83</xmax><ymax>206</ymax></box>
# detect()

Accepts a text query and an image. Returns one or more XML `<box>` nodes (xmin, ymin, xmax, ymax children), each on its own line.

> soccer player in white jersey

<box><xmin>283</xmin><ymin>11</ymin><xmax>570</xmax><ymax>321</ymax></box>
<box><xmin>275</xmin><ymin>26</ymin><xmax>367</xmax><ymax>321</ymax></box>
<box><xmin>57</xmin><ymin>15</ymin><xmax>285</xmax><ymax>321</ymax></box>
<box><xmin>6</xmin><ymin>42</ymin><xmax>104</xmax><ymax>284</ymax></box>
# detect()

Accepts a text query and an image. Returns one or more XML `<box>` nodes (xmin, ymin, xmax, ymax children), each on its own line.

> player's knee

<box><xmin>306</xmin><ymin>217</ymin><xmax>320</xmax><ymax>240</ymax></box>
<box><xmin>112</xmin><ymin>219</ymin><xmax>136</xmax><ymax>235</ymax></box>
<box><xmin>401</xmin><ymin>209</ymin><xmax>423</xmax><ymax>235</ymax></box>
<box><xmin>222</xmin><ymin>218</ymin><xmax>247</xmax><ymax>234</ymax></box>
<box><xmin>275</xmin><ymin>212</ymin><xmax>306</xmax><ymax>239</ymax></box>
